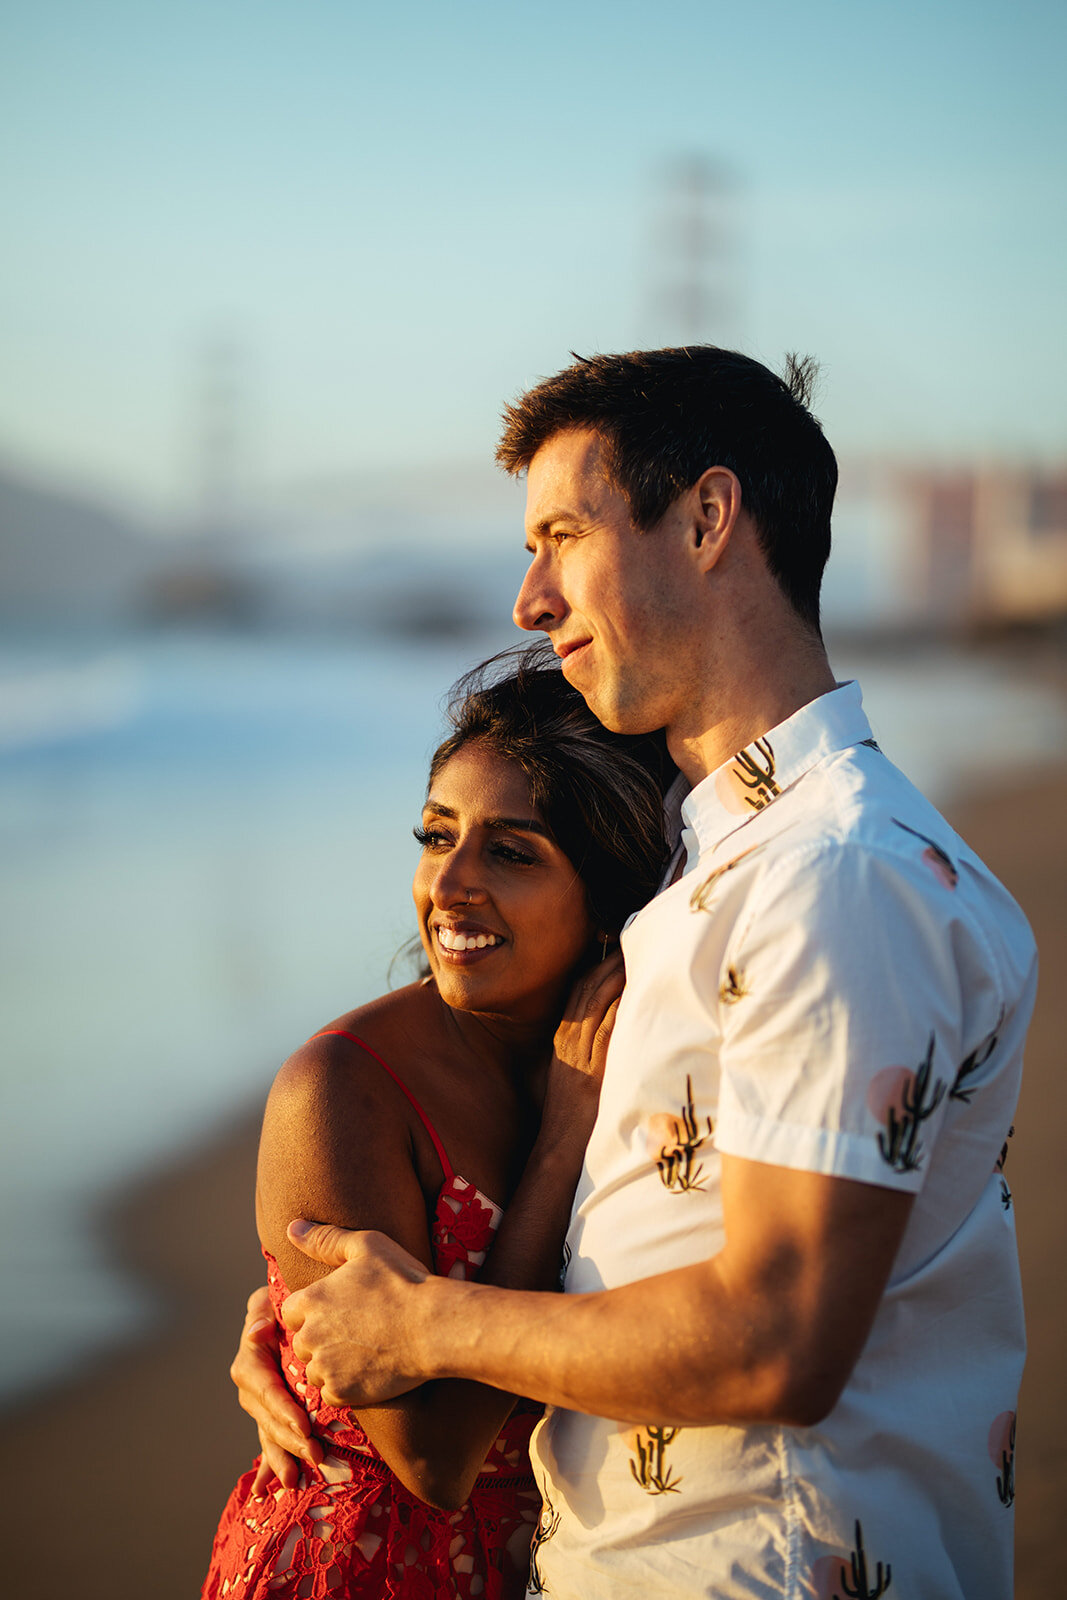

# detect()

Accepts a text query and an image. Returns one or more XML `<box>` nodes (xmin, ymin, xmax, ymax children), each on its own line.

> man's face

<box><xmin>513</xmin><ymin>428</ymin><xmax>691</xmax><ymax>734</ymax></box>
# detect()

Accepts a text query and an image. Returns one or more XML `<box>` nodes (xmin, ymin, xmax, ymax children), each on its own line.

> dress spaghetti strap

<box><xmin>309</xmin><ymin>1030</ymin><xmax>455</xmax><ymax>1183</ymax></box>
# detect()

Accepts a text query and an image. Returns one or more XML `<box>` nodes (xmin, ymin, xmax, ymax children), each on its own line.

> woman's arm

<box><xmin>254</xmin><ymin>962</ymin><xmax>622</xmax><ymax>1510</ymax></box>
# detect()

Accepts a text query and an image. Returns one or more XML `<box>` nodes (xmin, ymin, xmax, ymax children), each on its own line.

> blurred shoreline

<box><xmin>0</xmin><ymin>646</ymin><xmax>1063</xmax><ymax>1597</ymax></box>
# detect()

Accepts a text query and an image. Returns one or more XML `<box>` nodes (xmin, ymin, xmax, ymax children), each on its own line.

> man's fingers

<box><xmin>231</xmin><ymin>1279</ymin><xmax>329</xmax><ymax>1490</ymax></box>
<box><xmin>264</xmin><ymin>1439</ymin><xmax>302</xmax><ymax>1492</ymax></box>
<box><xmin>245</xmin><ymin>1284</ymin><xmax>273</xmax><ymax>1321</ymax></box>
<box><xmin>253</xmin><ymin>1435</ymin><xmax>301</xmax><ymax>1495</ymax></box>
<box><xmin>244</xmin><ymin>1280</ymin><xmax>273</xmax><ymax>1318</ymax></box>
<box><xmin>286</xmin><ymin>1218</ymin><xmax>362</xmax><ymax>1266</ymax></box>
<box><xmin>279</xmin><ymin>1232</ymin><xmax>430</xmax><ymax>1408</ymax></box>
<box><xmin>240</xmin><ymin>1286</ymin><xmax>278</xmax><ymax>1351</ymax></box>
<box><xmin>242</xmin><ymin>1315</ymin><xmax>278</xmax><ymax>1352</ymax></box>
<box><xmin>255</xmin><ymin>1371</ymin><xmax>316</xmax><ymax>1456</ymax></box>
<box><xmin>231</xmin><ymin>1331</ymin><xmax>314</xmax><ymax>1458</ymax></box>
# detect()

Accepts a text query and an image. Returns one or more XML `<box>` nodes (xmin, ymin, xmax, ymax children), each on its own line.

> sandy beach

<box><xmin>1</xmin><ymin>758</ymin><xmax>1063</xmax><ymax>1597</ymax></box>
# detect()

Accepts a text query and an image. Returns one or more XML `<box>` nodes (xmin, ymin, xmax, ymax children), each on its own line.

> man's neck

<box><xmin>667</xmin><ymin>635</ymin><xmax>837</xmax><ymax>787</ymax></box>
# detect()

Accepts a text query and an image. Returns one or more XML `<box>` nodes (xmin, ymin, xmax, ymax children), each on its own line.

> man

<box><xmin>245</xmin><ymin>348</ymin><xmax>1034</xmax><ymax>1597</ymax></box>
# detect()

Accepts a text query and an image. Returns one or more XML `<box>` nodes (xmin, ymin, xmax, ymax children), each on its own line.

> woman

<box><xmin>202</xmin><ymin>648</ymin><xmax>670</xmax><ymax>1599</ymax></box>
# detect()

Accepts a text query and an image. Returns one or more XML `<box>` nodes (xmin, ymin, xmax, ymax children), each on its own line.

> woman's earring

<box><xmin>600</xmin><ymin>933</ymin><xmax>609</xmax><ymax>963</ymax></box>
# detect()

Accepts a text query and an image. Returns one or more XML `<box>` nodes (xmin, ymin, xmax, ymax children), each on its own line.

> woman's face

<box><xmin>413</xmin><ymin>742</ymin><xmax>596</xmax><ymax>1025</ymax></box>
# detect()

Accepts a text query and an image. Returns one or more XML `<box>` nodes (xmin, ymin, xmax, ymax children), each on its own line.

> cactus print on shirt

<box><xmin>528</xmin><ymin>681</ymin><xmax>1035</xmax><ymax>1600</ymax></box>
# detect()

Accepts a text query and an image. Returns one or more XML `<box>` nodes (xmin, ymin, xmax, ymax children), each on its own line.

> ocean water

<box><xmin>0</xmin><ymin>627</ymin><xmax>1063</xmax><ymax>1404</ymax></box>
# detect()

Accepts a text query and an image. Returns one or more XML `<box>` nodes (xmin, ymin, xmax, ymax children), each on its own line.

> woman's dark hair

<box><xmin>429</xmin><ymin>644</ymin><xmax>673</xmax><ymax>937</ymax></box>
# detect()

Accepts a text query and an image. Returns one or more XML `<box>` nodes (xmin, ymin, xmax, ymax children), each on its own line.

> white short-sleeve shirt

<box><xmin>528</xmin><ymin>681</ymin><xmax>1035</xmax><ymax>1600</ymax></box>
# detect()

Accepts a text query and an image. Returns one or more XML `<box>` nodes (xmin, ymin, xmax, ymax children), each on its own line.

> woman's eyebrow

<box><xmin>485</xmin><ymin>815</ymin><xmax>548</xmax><ymax>836</ymax></box>
<box><xmin>423</xmin><ymin>801</ymin><xmax>547</xmax><ymax>836</ymax></box>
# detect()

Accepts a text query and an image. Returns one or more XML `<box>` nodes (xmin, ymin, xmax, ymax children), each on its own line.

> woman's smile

<box><xmin>433</xmin><ymin>923</ymin><xmax>506</xmax><ymax>956</ymax></box>
<box><xmin>413</xmin><ymin>742</ymin><xmax>595</xmax><ymax>1022</ymax></box>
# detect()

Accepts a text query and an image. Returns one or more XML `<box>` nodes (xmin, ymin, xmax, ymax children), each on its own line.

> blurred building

<box><xmin>831</xmin><ymin>461</ymin><xmax>1067</xmax><ymax>633</ymax></box>
<box><xmin>901</xmin><ymin>465</ymin><xmax>1067</xmax><ymax>628</ymax></box>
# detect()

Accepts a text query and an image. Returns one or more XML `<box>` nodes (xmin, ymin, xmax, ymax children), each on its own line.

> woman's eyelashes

<box><xmin>489</xmin><ymin>840</ymin><xmax>538</xmax><ymax>866</ymax></box>
<box><xmin>412</xmin><ymin>824</ymin><xmax>538</xmax><ymax>868</ymax></box>
<box><xmin>412</xmin><ymin>823</ymin><xmax>451</xmax><ymax>850</ymax></box>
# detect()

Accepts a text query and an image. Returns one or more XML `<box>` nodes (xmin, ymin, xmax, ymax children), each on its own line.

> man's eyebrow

<box><xmin>423</xmin><ymin>801</ymin><xmax>548</xmax><ymax>836</ymax></box>
<box><xmin>525</xmin><ymin>510</ymin><xmax>586</xmax><ymax>545</ymax></box>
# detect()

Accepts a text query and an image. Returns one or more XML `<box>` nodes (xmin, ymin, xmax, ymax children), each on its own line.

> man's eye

<box><xmin>413</xmin><ymin>825</ymin><xmax>451</xmax><ymax>850</ymax></box>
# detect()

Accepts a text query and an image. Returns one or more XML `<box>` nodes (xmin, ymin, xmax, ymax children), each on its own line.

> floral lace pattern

<box><xmin>202</xmin><ymin>1176</ymin><xmax>540</xmax><ymax>1599</ymax></box>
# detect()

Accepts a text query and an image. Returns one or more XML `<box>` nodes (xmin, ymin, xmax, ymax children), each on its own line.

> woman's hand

<box><xmin>230</xmin><ymin>1286</ymin><xmax>324</xmax><ymax>1494</ymax></box>
<box><xmin>541</xmin><ymin>951</ymin><xmax>625</xmax><ymax>1145</ymax></box>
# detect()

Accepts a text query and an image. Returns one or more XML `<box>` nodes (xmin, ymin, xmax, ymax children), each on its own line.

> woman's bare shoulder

<box><xmin>257</xmin><ymin>980</ymin><xmax>444</xmax><ymax>1283</ymax></box>
<box><xmin>315</xmin><ymin>978</ymin><xmax>438</xmax><ymax>1050</ymax></box>
<box><xmin>270</xmin><ymin>980</ymin><xmax>438</xmax><ymax>1104</ymax></box>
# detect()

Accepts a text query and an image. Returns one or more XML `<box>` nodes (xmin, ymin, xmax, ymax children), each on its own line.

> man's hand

<box><xmin>231</xmin><ymin>1286</ymin><xmax>324</xmax><ymax>1492</ymax></box>
<box><xmin>281</xmin><ymin>1161</ymin><xmax>915</xmax><ymax>1431</ymax></box>
<box><xmin>282</xmin><ymin>1222</ymin><xmax>435</xmax><ymax>1408</ymax></box>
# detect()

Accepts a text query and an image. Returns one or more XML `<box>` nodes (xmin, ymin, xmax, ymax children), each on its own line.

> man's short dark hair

<box><xmin>497</xmin><ymin>346</ymin><xmax>838</xmax><ymax>633</ymax></box>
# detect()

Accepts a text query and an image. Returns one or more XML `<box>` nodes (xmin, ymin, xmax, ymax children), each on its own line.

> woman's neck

<box><xmin>436</xmin><ymin>988</ymin><xmax>554</xmax><ymax>1081</ymax></box>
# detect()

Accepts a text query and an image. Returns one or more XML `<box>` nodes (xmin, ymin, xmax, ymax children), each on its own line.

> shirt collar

<box><xmin>679</xmin><ymin>681</ymin><xmax>872</xmax><ymax>863</ymax></box>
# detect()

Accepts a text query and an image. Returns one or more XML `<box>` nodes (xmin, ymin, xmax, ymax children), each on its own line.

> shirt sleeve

<box><xmin>713</xmin><ymin>839</ymin><xmax>965</xmax><ymax>1192</ymax></box>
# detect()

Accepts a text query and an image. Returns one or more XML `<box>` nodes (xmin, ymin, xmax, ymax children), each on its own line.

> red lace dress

<box><xmin>202</xmin><ymin>1033</ymin><xmax>541</xmax><ymax>1600</ymax></box>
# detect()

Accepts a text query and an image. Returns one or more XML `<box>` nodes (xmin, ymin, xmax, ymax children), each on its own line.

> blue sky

<box><xmin>1</xmin><ymin>0</ymin><xmax>1064</xmax><ymax>515</ymax></box>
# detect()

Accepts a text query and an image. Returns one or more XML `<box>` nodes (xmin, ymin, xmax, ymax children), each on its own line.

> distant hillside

<box><xmin>0</xmin><ymin>469</ymin><xmax>167</xmax><ymax>621</ymax></box>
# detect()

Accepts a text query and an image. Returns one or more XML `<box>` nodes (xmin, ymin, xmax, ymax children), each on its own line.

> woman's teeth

<box><xmin>436</xmin><ymin>928</ymin><xmax>503</xmax><ymax>952</ymax></box>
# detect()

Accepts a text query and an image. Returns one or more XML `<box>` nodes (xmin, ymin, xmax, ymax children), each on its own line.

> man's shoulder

<box><xmin>721</xmin><ymin>744</ymin><xmax>1035</xmax><ymax>984</ymax></box>
<box><xmin>762</xmin><ymin>738</ymin><xmax>974</xmax><ymax>876</ymax></box>
<box><xmin>690</xmin><ymin>740</ymin><xmax>940</xmax><ymax>880</ymax></box>
<box><xmin>694</xmin><ymin>742</ymin><xmax>1028</xmax><ymax>939</ymax></box>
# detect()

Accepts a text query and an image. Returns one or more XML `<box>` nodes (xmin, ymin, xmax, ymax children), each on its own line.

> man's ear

<box><xmin>691</xmin><ymin>467</ymin><xmax>742</xmax><ymax>571</ymax></box>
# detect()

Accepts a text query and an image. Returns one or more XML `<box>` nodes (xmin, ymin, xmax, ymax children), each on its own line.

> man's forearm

<box><xmin>287</xmin><ymin>1160</ymin><xmax>913</xmax><ymax>1430</ymax></box>
<box><xmin>404</xmin><ymin>1160</ymin><xmax>913</xmax><ymax>1428</ymax></box>
<box><xmin>406</xmin><ymin>1259</ymin><xmax>800</xmax><ymax>1429</ymax></box>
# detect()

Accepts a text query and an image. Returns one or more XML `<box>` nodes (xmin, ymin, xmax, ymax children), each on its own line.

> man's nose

<box><xmin>513</xmin><ymin>556</ymin><xmax>560</xmax><ymax>633</ymax></box>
